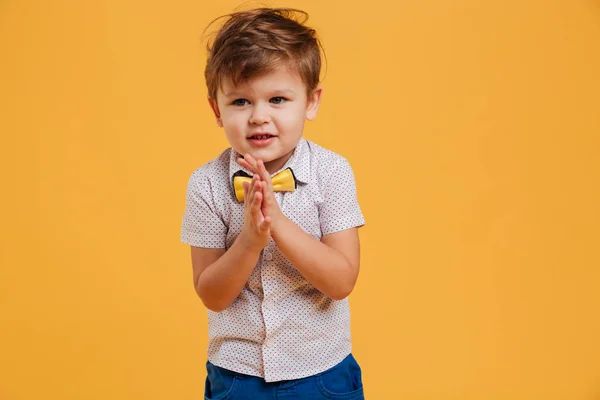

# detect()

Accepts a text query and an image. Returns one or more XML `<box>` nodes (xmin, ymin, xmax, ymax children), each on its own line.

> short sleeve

<box><xmin>319</xmin><ymin>157</ymin><xmax>366</xmax><ymax>235</ymax></box>
<box><xmin>180</xmin><ymin>170</ymin><xmax>227</xmax><ymax>248</ymax></box>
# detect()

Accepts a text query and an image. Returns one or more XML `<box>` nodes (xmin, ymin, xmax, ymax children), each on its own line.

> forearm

<box><xmin>197</xmin><ymin>234</ymin><xmax>261</xmax><ymax>312</ymax></box>
<box><xmin>271</xmin><ymin>217</ymin><xmax>355</xmax><ymax>300</ymax></box>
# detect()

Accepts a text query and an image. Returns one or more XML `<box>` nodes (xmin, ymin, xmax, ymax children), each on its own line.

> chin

<box><xmin>250</xmin><ymin>148</ymin><xmax>278</xmax><ymax>158</ymax></box>
<box><xmin>253</xmin><ymin>153</ymin><xmax>278</xmax><ymax>163</ymax></box>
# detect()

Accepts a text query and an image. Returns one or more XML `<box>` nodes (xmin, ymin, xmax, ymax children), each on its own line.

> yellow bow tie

<box><xmin>233</xmin><ymin>168</ymin><xmax>297</xmax><ymax>201</ymax></box>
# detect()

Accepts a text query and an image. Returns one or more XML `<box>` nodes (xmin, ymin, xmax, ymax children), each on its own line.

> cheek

<box><xmin>222</xmin><ymin>114</ymin><xmax>245</xmax><ymax>131</ymax></box>
<box><xmin>292</xmin><ymin>113</ymin><xmax>308</xmax><ymax>130</ymax></box>
<box><xmin>280</xmin><ymin>108</ymin><xmax>306</xmax><ymax>126</ymax></box>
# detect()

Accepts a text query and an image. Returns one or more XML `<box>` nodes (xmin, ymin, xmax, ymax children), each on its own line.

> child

<box><xmin>181</xmin><ymin>7</ymin><xmax>366</xmax><ymax>399</ymax></box>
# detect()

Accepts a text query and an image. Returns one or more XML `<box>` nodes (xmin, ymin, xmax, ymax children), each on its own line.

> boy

<box><xmin>181</xmin><ymin>8</ymin><xmax>366</xmax><ymax>399</ymax></box>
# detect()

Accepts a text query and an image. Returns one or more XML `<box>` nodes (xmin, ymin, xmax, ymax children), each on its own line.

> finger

<box><xmin>257</xmin><ymin>160</ymin><xmax>273</xmax><ymax>188</ymax></box>
<box><xmin>251</xmin><ymin>178</ymin><xmax>261</xmax><ymax>204</ymax></box>
<box><xmin>244</xmin><ymin>153</ymin><xmax>259</xmax><ymax>173</ymax></box>
<box><xmin>237</xmin><ymin>155</ymin><xmax>260</xmax><ymax>176</ymax></box>
<box><xmin>237</xmin><ymin>157</ymin><xmax>258</xmax><ymax>175</ymax></box>
<box><xmin>254</xmin><ymin>181</ymin><xmax>264</xmax><ymax>206</ymax></box>
<box><xmin>253</xmin><ymin>180</ymin><xmax>266</xmax><ymax>208</ymax></box>
<box><xmin>243</xmin><ymin>181</ymin><xmax>250</xmax><ymax>208</ymax></box>
<box><xmin>255</xmin><ymin>159</ymin><xmax>266</xmax><ymax>179</ymax></box>
<box><xmin>260</xmin><ymin>214</ymin><xmax>271</xmax><ymax>232</ymax></box>
<box><xmin>244</xmin><ymin>176</ymin><xmax>257</xmax><ymax>207</ymax></box>
<box><xmin>251</xmin><ymin>188</ymin><xmax>263</xmax><ymax>222</ymax></box>
<box><xmin>248</xmin><ymin>175</ymin><xmax>258</xmax><ymax>202</ymax></box>
<box><xmin>253</xmin><ymin>187</ymin><xmax>262</xmax><ymax>205</ymax></box>
<box><xmin>261</xmin><ymin>196</ymin><xmax>269</xmax><ymax>218</ymax></box>
<box><xmin>261</xmin><ymin>183</ymin><xmax>274</xmax><ymax>218</ymax></box>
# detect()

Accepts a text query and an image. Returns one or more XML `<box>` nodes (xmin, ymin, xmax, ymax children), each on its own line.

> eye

<box><xmin>232</xmin><ymin>99</ymin><xmax>249</xmax><ymax>106</ymax></box>
<box><xmin>270</xmin><ymin>97</ymin><xmax>287</xmax><ymax>104</ymax></box>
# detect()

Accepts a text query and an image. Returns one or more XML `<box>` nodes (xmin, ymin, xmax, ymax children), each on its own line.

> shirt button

<box><xmin>265</xmin><ymin>252</ymin><xmax>273</xmax><ymax>261</ymax></box>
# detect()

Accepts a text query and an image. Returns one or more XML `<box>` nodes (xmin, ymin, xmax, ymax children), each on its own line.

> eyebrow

<box><xmin>223</xmin><ymin>89</ymin><xmax>296</xmax><ymax>97</ymax></box>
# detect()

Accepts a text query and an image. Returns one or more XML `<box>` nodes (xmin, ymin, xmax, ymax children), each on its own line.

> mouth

<box><xmin>247</xmin><ymin>134</ymin><xmax>276</xmax><ymax>147</ymax></box>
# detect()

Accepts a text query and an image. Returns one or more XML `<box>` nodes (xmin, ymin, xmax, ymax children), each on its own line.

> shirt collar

<box><xmin>228</xmin><ymin>137</ymin><xmax>310</xmax><ymax>184</ymax></box>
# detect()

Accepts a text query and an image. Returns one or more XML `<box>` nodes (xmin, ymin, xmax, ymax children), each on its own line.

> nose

<box><xmin>249</xmin><ymin>104</ymin><xmax>271</xmax><ymax>125</ymax></box>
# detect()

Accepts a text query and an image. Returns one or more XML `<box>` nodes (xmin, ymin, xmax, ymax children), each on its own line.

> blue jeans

<box><xmin>204</xmin><ymin>353</ymin><xmax>365</xmax><ymax>400</ymax></box>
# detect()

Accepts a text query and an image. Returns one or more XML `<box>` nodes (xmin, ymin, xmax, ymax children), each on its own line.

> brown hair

<box><xmin>203</xmin><ymin>8</ymin><xmax>324</xmax><ymax>100</ymax></box>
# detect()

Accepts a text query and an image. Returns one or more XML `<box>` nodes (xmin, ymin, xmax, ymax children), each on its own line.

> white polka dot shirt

<box><xmin>180</xmin><ymin>138</ymin><xmax>365</xmax><ymax>382</ymax></box>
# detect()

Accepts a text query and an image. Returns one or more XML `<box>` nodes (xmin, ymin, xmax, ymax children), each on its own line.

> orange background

<box><xmin>1</xmin><ymin>0</ymin><xmax>599</xmax><ymax>399</ymax></box>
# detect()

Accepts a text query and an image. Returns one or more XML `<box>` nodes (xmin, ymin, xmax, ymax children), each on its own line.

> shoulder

<box><xmin>304</xmin><ymin>139</ymin><xmax>354</xmax><ymax>182</ymax></box>
<box><xmin>186</xmin><ymin>148</ymin><xmax>232</xmax><ymax>192</ymax></box>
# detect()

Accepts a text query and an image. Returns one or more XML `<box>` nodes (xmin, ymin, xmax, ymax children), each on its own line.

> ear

<box><xmin>305</xmin><ymin>86</ymin><xmax>323</xmax><ymax>121</ymax></box>
<box><xmin>208</xmin><ymin>97</ymin><xmax>223</xmax><ymax>127</ymax></box>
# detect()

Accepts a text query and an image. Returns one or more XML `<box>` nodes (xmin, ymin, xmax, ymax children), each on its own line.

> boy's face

<box><xmin>209</xmin><ymin>66</ymin><xmax>322</xmax><ymax>174</ymax></box>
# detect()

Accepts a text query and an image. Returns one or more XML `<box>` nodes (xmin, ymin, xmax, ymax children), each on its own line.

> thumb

<box><xmin>260</xmin><ymin>215</ymin><xmax>271</xmax><ymax>232</ymax></box>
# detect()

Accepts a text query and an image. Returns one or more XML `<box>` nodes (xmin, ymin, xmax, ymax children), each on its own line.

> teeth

<box><xmin>253</xmin><ymin>135</ymin><xmax>270</xmax><ymax>140</ymax></box>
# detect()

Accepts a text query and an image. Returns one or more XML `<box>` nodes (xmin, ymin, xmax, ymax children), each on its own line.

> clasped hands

<box><xmin>237</xmin><ymin>153</ymin><xmax>285</xmax><ymax>251</ymax></box>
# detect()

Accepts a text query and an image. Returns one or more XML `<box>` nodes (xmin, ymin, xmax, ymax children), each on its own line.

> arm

<box><xmin>238</xmin><ymin>154</ymin><xmax>363</xmax><ymax>300</ymax></box>
<box><xmin>191</xmin><ymin>235</ymin><xmax>260</xmax><ymax>312</ymax></box>
<box><xmin>271</xmin><ymin>221</ymin><xmax>360</xmax><ymax>300</ymax></box>
<box><xmin>190</xmin><ymin>175</ymin><xmax>271</xmax><ymax>312</ymax></box>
